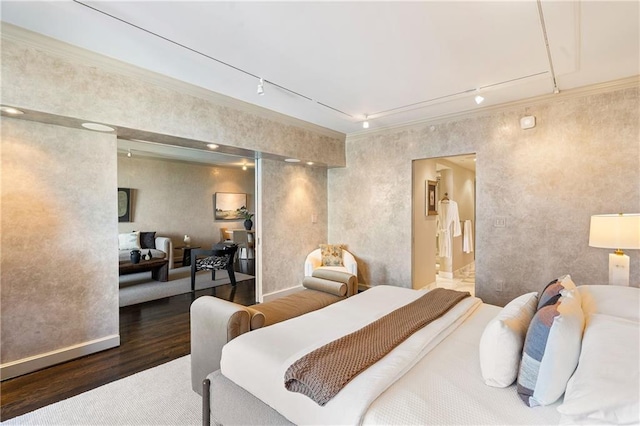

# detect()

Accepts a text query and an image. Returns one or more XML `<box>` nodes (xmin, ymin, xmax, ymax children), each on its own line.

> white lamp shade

<box><xmin>589</xmin><ymin>214</ymin><xmax>640</xmax><ymax>249</ymax></box>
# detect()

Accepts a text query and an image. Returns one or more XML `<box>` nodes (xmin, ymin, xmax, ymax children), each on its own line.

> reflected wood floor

<box><xmin>0</xmin><ymin>260</ymin><xmax>255</xmax><ymax>421</ymax></box>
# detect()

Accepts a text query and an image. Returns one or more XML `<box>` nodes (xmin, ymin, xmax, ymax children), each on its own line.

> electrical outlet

<box><xmin>494</xmin><ymin>217</ymin><xmax>506</xmax><ymax>228</ymax></box>
<box><xmin>495</xmin><ymin>280</ymin><xmax>504</xmax><ymax>292</ymax></box>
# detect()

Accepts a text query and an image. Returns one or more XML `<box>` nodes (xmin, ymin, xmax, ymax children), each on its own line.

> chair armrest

<box><xmin>304</xmin><ymin>249</ymin><xmax>322</xmax><ymax>277</ymax></box>
<box><xmin>155</xmin><ymin>237</ymin><xmax>174</xmax><ymax>269</ymax></box>
<box><xmin>190</xmin><ymin>296</ymin><xmax>251</xmax><ymax>394</ymax></box>
<box><xmin>342</xmin><ymin>250</ymin><xmax>358</xmax><ymax>276</ymax></box>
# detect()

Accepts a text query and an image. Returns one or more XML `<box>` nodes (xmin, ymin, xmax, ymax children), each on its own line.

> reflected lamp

<box><xmin>589</xmin><ymin>213</ymin><xmax>640</xmax><ymax>286</ymax></box>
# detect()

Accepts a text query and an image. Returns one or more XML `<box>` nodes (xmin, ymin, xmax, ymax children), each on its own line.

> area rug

<box><xmin>119</xmin><ymin>266</ymin><xmax>254</xmax><ymax>307</ymax></box>
<box><xmin>1</xmin><ymin>356</ymin><xmax>201</xmax><ymax>425</ymax></box>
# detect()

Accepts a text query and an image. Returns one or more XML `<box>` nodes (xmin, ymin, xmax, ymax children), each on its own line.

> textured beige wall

<box><xmin>117</xmin><ymin>155</ymin><xmax>254</xmax><ymax>256</ymax></box>
<box><xmin>329</xmin><ymin>87</ymin><xmax>640</xmax><ymax>305</ymax></box>
<box><xmin>1</xmin><ymin>119</ymin><xmax>118</xmax><ymax>363</ymax></box>
<box><xmin>261</xmin><ymin>159</ymin><xmax>328</xmax><ymax>295</ymax></box>
<box><xmin>1</xmin><ymin>34</ymin><xmax>345</xmax><ymax>167</ymax></box>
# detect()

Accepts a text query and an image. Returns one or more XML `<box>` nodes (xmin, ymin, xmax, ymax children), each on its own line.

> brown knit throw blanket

<box><xmin>284</xmin><ymin>288</ymin><xmax>470</xmax><ymax>406</ymax></box>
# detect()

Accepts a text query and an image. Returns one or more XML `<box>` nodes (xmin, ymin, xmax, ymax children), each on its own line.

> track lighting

<box><xmin>257</xmin><ymin>78</ymin><xmax>264</xmax><ymax>96</ymax></box>
<box><xmin>0</xmin><ymin>106</ymin><xmax>24</xmax><ymax>115</ymax></box>
<box><xmin>362</xmin><ymin>115</ymin><xmax>370</xmax><ymax>129</ymax></box>
<box><xmin>81</xmin><ymin>122</ymin><xmax>115</xmax><ymax>132</ymax></box>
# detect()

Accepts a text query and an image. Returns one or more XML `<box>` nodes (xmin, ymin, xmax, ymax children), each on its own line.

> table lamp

<box><xmin>588</xmin><ymin>213</ymin><xmax>640</xmax><ymax>286</ymax></box>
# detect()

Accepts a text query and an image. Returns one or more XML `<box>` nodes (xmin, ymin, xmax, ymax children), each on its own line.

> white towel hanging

<box><xmin>463</xmin><ymin>220</ymin><xmax>474</xmax><ymax>253</ymax></box>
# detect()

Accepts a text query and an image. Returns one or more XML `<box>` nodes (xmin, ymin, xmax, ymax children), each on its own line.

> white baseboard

<box><xmin>262</xmin><ymin>285</ymin><xmax>303</xmax><ymax>302</ymax></box>
<box><xmin>1</xmin><ymin>334</ymin><xmax>120</xmax><ymax>381</ymax></box>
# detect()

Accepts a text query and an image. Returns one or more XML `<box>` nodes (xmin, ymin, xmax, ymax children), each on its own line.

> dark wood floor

<box><xmin>0</xmin><ymin>260</ymin><xmax>256</xmax><ymax>421</ymax></box>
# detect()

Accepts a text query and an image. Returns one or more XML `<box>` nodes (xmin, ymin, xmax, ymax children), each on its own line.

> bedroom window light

<box><xmin>589</xmin><ymin>213</ymin><xmax>640</xmax><ymax>286</ymax></box>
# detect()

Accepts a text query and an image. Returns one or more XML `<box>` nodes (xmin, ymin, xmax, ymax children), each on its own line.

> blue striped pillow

<box><xmin>537</xmin><ymin>275</ymin><xmax>576</xmax><ymax>310</ymax></box>
<box><xmin>517</xmin><ymin>290</ymin><xmax>584</xmax><ymax>407</ymax></box>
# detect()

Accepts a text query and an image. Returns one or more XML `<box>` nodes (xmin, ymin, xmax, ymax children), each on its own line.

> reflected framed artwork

<box><xmin>426</xmin><ymin>180</ymin><xmax>437</xmax><ymax>216</ymax></box>
<box><xmin>214</xmin><ymin>192</ymin><xmax>247</xmax><ymax>220</ymax></box>
<box><xmin>118</xmin><ymin>187</ymin><xmax>132</xmax><ymax>222</ymax></box>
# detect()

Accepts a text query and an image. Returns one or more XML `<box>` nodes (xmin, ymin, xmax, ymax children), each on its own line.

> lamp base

<box><xmin>609</xmin><ymin>253</ymin><xmax>630</xmax><ymax>286</ymax></box>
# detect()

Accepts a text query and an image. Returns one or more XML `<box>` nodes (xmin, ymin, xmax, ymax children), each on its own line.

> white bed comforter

<box><xmin>220</xmin><ymin>285</ymin><xmax>481</xmax><ymax>425</ymax></box>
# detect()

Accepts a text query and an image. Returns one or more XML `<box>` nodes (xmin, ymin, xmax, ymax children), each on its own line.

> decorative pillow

<box><xmin>537</xmin><ymin>274</ymin><xmax>577</xmax><ymax>310</ymax></box>
<box><xmin>245</xmin><ymin>306</ymin><xmax>266</xmax><ymax>331</ymax></box>
<box><xmin>479</xmin><ymin>292</ymin><xmax>539</xmax><ymax>387</ymax></box>
<box><xmin>302</xmin><ymin>276</ymin><xmax>347</xmax><ymax>297</ymax></box>
<box><xmin>517</xmin><ymin>289</ymin><xmax>584</xmax><ymax>407</ymax></box>
<box><xmin>558</xmin><ymin>314</ymin><xmax>639</xmax><ymax>424</ymax></box>
<box><xmin>118</xmin><ymin>232</ymin><xmax>140</xmax><ymax>251</ymax></box>
<box><xmin>140</xmin><ymin>232</ymin><xmax>156</xmax><ymax>249</ymax></box>
<box><xmin>319</xmin><ymin>244</ymin><xmax>343</xmax><ymax>267</ymax></box>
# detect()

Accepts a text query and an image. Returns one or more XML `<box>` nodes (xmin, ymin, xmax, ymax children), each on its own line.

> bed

<box><xmin>203</xmin><ymin>281</ymin><xmax>639</xmax><ymax>425</ymax></box>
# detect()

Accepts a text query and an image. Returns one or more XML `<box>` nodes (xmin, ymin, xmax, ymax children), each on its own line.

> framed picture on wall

<box><xmin>214</xmin><ymin>192</ymin><xmax>247</xmax><ymax>220</ymax></box>
<box><xmin>426</xmin><ymin>180</ymin><xmax>437</xmax><ymax>216</ymax></box>
<box><xmin>118</xmin><ymin>187</ymin><xmax>132</xmax><ymax>222</ymax></box>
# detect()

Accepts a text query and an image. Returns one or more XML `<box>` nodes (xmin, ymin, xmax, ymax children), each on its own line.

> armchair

<box><xmin>190</xmin><ymin>244</ymin><xmax>238</xmax><ymax>292</ymax></box>
<box><xmin>304</xmin><ymin>248</ymin><xmax>357</xmax><ymax>277</ymax></box>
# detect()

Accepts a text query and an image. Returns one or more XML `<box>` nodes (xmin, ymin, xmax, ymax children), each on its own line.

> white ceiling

<box><xmin>1</xmin><ymin>1</ymin><xmax>638</xmax><ymax>135</ymax></box>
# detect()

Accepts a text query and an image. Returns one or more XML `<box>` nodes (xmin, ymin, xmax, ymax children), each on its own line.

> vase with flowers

<box><xmin>240</xmin><ymin>208</ymin><xmax>254</xmax><ymax>230</ymax></box>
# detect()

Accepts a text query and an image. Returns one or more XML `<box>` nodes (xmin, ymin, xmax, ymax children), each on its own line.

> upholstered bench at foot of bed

<box><xmin>204</xmin><ymin>370</ymin><xmax>292</xmax><ymax>426</ymax></box>
<box><xmin>190</xmin><ymin>269</ymin><xmax>358</xmax><ymax>394</ymax></box>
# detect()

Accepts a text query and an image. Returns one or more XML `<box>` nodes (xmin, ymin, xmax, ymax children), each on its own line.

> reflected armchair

<box><xmin>190</xmin><ymin>244</ymin><xmax>238</xmax><ymax>292</ymax></box>
<box><xmin>304</xmin><ymin>247</ymin><xmax>357</xmax><ymax>277</ymax></box>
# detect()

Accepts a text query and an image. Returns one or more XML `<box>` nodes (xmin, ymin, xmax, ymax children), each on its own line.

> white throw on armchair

<box><xmin>304</xmin><ymin>248</ymin><xmax>357</xmax><ymax>277</ymax></box>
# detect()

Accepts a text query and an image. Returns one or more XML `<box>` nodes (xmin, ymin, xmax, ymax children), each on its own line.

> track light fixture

<box><xmin>362</xmin><ymin>115</ymin><xmax>370</xmax><ymax>129</ymax></box>
<box><xmin>257</xmin><ymin>78</ymin><xmax>265</xmax><ymax>96</ymax></box>
<box><xmin>473</xmin><ymin>88</ymin><xmax>485</xmax><ymax>105</ymax></box>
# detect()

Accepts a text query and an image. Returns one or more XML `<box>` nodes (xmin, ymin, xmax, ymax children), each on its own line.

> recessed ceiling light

<box><xmin>474</xmin><ymin>95</ymin><xmax>485</xmax><ymax>105</ymax></box>
<box><xmin>284</xmin><ymin>158</ymin><xmax>300</xmax><ymax>163</ymax></box>
<box><xmin>81</xmin><ymin>122</ymin><xmax>115</xmax><ymax>132</ymax></box>
<box><xmin>207</xmin><ymin>143</ymin><xmax>219</xmax><ymax>150</ymax></box>
<box><xmin>306</xmin><ymin>161</ymin><xmax>314</xmax><ymax>166</ymax></box>
<box><xmin>0</xmin><ymin>106</ymin><xmax>24</xmax><ymax>115</ymax></box>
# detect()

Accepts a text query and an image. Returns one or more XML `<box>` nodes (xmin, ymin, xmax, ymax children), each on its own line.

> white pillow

<box><xmin>517</xmin><ymin>288</ymin><xmax>584</xmax><ymax>407</ymax></box>
<box><xmin>578</xmin><ymin>285</ymin><xmax>640</xmax><ymax>323</ymax></box>
<box><xmin>558</xmin><ymin>313</ymin><xmax>639</xmax><ymax>424</ymax></box>
<box><xmin>479</xmin><ymin>292</ymin><xmax>538</xmax><ymax>387</ymax></box>
<box><xmin>118</xmin><ymin>232</ymin><xmax>140</xmax><ymax>250</ymax></box>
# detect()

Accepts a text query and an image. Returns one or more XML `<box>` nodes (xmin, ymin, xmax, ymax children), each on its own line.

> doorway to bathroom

<box><xmin>411</xmin><ymin>153</ymin><xmax>476</xmax><ymax>294</ymax></box>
